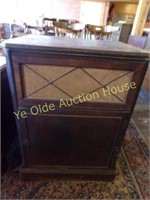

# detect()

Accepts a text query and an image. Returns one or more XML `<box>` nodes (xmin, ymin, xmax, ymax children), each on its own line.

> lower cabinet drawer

<box><xmin>21</xmin><ymin>113</ymin><xmax>127</xmax><ymax>169</ymax></box>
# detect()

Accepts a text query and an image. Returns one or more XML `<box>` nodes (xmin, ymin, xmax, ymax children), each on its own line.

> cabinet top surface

<box><xmin>5</xmin><ymin>34</ymin><xmax>150</xmax><ymax>57</ymax></box>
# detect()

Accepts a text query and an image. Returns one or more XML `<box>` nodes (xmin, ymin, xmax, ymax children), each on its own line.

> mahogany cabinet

<box><xmin>4</xmin><ymin>35</ymin><xmax>149</xmax><ymax>180</ymax></box>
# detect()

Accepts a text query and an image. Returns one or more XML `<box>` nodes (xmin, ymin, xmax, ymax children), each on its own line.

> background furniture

<box><xmin>1</xmin><ymin>23</ymin><xmax>11</xmax><ymax>39</ymax></box>
<box><xmin>113</xmin><ymin>23</ymin><xmax>133</xmax><ymax>43</ymax></box>
<box><xmin>42</xmin><ymin>18</ymin><xmax>56</xmax><ymax>36</ymax></box>
<box><xmin>0</xmin><ymin>24</ymin><xmax>5</xmax><ymax>40</ymax></box>
<box><xmin>144</xmin><ymin>31</ymin><xmax>150</xmax><ymax>51</ymax></box>
<box><xmin>27</xmin><ymin>25</ymin><xmax>43</xmax><ymax>35</ymax></box>
<box><xmin>5</xmin><ymin>35</ymin><xmax>149</xmax><ymax>180</ymax></box>
<box><xmin>127</xmin><ymin>34</ymin><xmax>150</xmax><ymax>93</ymax></box>
<box><xmin>11</xmin><ymin>23</ymin><xmax>27</xmax><ymax>38</ymax></box>
<box><xmin>128</xmin><ymin>35</ymin><xmax>147</xmax><ymax>49</ymax></box>
<box><xmin>53</xmin><ymin>20</ymin><xmax>70</xmax><ymax>37</ymax></box>
<box><xmin>53</xmin><ymin>19</ymin><xmax>84</xmax><ymax>38</ymax></box>
<box><xmin>86</xmin><ymin>24</ymin><xmax>103</xmax><ymax>39</ymax></box>
<box><xmin>86</xmin><ymin>25</ymin><xmax>119</xmax><ymax>41</ymax></box>
<box><xmin>67</xmin><ymin>23</ymin><xmax>85</xmax><ymax>38</ymax></box>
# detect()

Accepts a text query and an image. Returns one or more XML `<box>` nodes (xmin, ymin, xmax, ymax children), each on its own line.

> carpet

<box><xmin>1</xmin><ymin>121</ymin><xmax>149</xmax><ymax>200</ymax></box>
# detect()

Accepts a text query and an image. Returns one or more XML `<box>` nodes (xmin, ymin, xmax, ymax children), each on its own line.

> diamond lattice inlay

<box><xmin>22</xmin><ymin>65</ymin><xmax>48</xmax><ymax>97</ymax></box>
<box><xmin>27</xmin><ymin>65</ymin><xmax>74</xmax><ymax>82</ymax></box>
<box><xmin>54</xmin><ymin>68</ymin><xmax>100</xmax><ymax>97</ymax></box>
<box><xmin>31</xmin><ymin>85</ymin><xmax>70</xmax><ymax>99</ymax></box>
<box><xmin>21</xmin><ymin>64</ymin><xmax>134</xmax><ymax>103</ymax></box>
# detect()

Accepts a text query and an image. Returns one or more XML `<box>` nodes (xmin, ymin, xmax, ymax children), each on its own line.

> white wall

<box><xmin>0</xmin><ymin>0</ymin><xmax>80</xmax><ymax>25</ymax></box>
<box><xmin>80</xmin><ymin>0</ymin><xmax>103</xmax><ymax>25</ymax></box>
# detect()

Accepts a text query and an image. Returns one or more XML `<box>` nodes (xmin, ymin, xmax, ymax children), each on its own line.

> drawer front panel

<box><xmin>24</xmin><ymin>114</ymin><xmax>124</xmax><ymax>168</ymax></box>
<box><xmin>22</xmin><ymin>64</ymin><xmax>133</xmax><ymax>103</ymax></box>
<box><xmin>10</xmin><ymin>53</ymin><xmax>147</xmax><ymax>110</ymax></box>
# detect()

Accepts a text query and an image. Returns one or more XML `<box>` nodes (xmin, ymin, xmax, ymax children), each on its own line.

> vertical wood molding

<box><xmin>100</xmin><ymin>1</ymin><xmax>107</xmax><ymax>25</ymax></box>
<box><xmin>131</xmin><ymin>0</ymin><xmax>150</xmax><ymax>35</ymax></box>
<box><xmin>106</xmin><ymin>0</ymin><xmax>138</xmax><ymax>2</ymax></box>
<box><xmin>102</xmin><ymin>1</ymin><xmax>110</xmax><ymax>26</ymax></box>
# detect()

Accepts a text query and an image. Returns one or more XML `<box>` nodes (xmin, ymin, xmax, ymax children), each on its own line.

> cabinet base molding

<box><xmin>21</xmin><ymin>167</ymin><xmax>116</xmax><ymax>181</ymax></box>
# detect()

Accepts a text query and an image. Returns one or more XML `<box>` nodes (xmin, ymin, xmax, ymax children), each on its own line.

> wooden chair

<box><xmin>86</xmin><ymin>24</ymin><xmax>103</xmax><ymax>39</ymax></box>
<box><xmin>27</xmin><ymin>25</ymin><xmax>43</xmax><ymax>35</ymax></box>
<box><xmin>42</xmin><ymin>18</ymin><xmax>56</xmax><ymax>35</ymax></box>
<box><xmin>53</xmin><ymin>20</ymin><xmax>72</xmax><ymax>37</ymax></box>
<box><xmin>53</xmin><ymin>19</ymin><xmax>84</xmax><ymax>38</ymax></box>
<box><xmin>67</xmin><ymin>23</ymin><xmax>85</xmax><ymax>38</ymax></box>
<box><xmin>100</xmin><ymin>25</ymin><xmax>114</xmax><ymax>41</ymax></box>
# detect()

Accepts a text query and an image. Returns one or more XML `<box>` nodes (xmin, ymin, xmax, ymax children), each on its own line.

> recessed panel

<box><xmin>21</xmin><ymin>64</ymin><xmax>134</xmax><ymax>103</ymax></box>
<box><xmin>26</xmin><ymin>115</ymin><xmax>122</xmax><ymax>167</ymax></box>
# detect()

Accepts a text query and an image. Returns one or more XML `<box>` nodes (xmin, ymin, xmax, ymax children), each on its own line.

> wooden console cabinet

<box><xmin>5</xmin><ymin>35</ymin><xmax>149</xmax><ymax>180</ymax></box>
